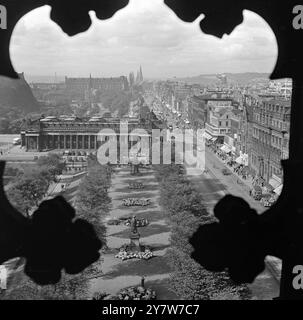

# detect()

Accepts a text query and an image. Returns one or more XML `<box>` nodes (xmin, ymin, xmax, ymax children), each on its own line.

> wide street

<box><xmin>162</xmin><ymin>108</ymin><xmax>281</xmax><ymax>299</ymax></box>
<box><xmin>183</xmin><ymin>147</ymin><xmax>280</xmax><ymax>299</ymax></box>
<box><xmin>204</xmin><ymin>150</ymin><xmax>264</xmax><ymax>212</ymax></box>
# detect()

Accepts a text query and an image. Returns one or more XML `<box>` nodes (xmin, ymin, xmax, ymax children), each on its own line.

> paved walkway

<box><xmin>205</xmin><ymin>149</ymin><xmax>282</xmax><ymax>279</ymax></box>
<box><xmin>90</xmin><ymin>166</ymin><xmax>178</xmax><ymax>299</ymax></box>
<box><xmin>205</xmin><ymin>150</ymin><xmax>265</xmax><ymax>212</ymax></box>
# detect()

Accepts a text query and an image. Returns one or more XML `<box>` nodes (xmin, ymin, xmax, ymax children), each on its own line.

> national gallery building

<box><xmin>20</xmin><ymin>115</ymin><xmax>157</xmax><ymax>152</ymax></box>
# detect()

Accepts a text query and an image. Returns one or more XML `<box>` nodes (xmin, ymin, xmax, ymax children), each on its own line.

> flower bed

<box><xmin>128</xmin><ymin>183</ymin><xmax>144</xmax><ymax>189</ymax></box>
<box><xmin>106</xmin><ymin>217</ymin><xmax>149</xmax><ymax>227</ymax></box>
<box><xmin>124</xmin><ymin>218</ymin><xmax>149</xmax><ymax>227</ymax></box>
<box><xmin>93</xmin><ymin>286</ymin><xmax>157</xmax><ymax>300</ymax></box>
<box><xmin>117</xmin><ymin>286</ymin><xmax>156</xmax><ymax>300</ymax></box>
<box><xmin>106</xmin><ymin>218</ymin><xmax>121</xmax><ymax>225</ymax></box>
<box><xmin>123</xmin><ymin>198</ymin><xmax>151</xmax><ymax>206</ymax></box>
<box><xmin>115</xmin><ymin>247</ymin><xmax>153</xmax><ymax>261</ymax></box>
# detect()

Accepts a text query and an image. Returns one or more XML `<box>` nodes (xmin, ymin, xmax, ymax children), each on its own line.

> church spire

<box><xmin>140</xmin><ymin>65</ymin><xmax>143</xmax><ymax>82</ymax></box>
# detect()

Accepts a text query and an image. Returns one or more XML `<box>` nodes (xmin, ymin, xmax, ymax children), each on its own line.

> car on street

<box><xmin>222</xmin><ymin>168</ymin><xmax>232</xmax><ymax>175</ymax></box>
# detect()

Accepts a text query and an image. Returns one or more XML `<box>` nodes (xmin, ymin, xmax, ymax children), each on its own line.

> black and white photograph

<box><xmin>0</xmin><ymin>0</ymin><xmax>303</xmax><ymax>307</ymax></box>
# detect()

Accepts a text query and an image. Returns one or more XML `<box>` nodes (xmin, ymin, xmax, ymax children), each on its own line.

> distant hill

<box><xmin>0</xmin><ymin>73</ymin><xmax>39</xmax><ymax>112</ymax></box>
<box><xmin>24</xmin><ymin>74</ymin><xmax>65</xmax><ymax>83</ymax></box>
<box><xmin>175</xmin><ymin>72</ymin><xmax>270</xmax><ymax>85</ymax></box>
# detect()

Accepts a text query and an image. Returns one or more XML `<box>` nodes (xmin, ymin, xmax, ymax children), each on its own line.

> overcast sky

<box><xmin>10</xmin><ymin>0</ymin><xmax>278</xmax><ymax>79</ymax></box>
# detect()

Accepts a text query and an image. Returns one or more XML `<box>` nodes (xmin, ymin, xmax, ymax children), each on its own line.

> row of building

<box><xmin>198</xmin><ymin>91</ymin><xmax>290</xmax><ymax>185</ymax></box>
<box><xmin>31</xmin><ymin>75</ymin><xmax>129</xmax><ymax>105</ymax></box>
<box><xmin>154</xmin><ymin>79</ymin><xmax>291</xmax><ymax>186</ymax></box>
<box><xmin>30</xmin><ymin>67</ymin><xmax>145</xmax><ymax>106</ymax></box>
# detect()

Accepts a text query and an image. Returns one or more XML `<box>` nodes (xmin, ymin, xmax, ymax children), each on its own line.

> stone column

<box><xmin>76</xmin><ymin>135</ymin><xmax>79</xmax><ymax>150</ymax></box>
<box><xmin>88</xmin><ymin>135</ymin><xmax>91</xmax><ymax>150</ymax></box>
<box><xmin>64</xmin><ymin>135</ymin><xmax>67</xmax><ymax>150</ymax></box>
<box><xmin>37</xmin><ymin>136</ymin><xmax>40</xmax><ymax>152</ymax></box>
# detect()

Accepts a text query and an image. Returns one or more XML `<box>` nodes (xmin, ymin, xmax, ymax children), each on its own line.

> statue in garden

<box><xmin>130</xmin><ymin>215</ymin><xmax>138</xmax><ymax>235</ymax></box>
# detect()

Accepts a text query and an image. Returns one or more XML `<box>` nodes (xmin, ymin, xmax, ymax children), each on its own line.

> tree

<box><xmin>76</xmin><ymin>165</ymin><xmax>111</xmax><ymax>212</ymax></box>
<box><xmin>37</xmin><ymin>154</ymin><xmax>65</xmax><ymax>179</ymax></box>
<box><xmin>75</xmin><ymin>162</ymin><xmax>112</xmax><ymax>245</ymax></box>
<box><xmin>4</xmin><ymin>166</ymin><xmax>22</xmax><ymax>177</ymax></box>
<box><xmin>6</xmin><ymin>162</ymin><xmax>58</xmax><ymax>217</ymax></box>
<box><xmin>0</xmin><ymin>118</ymin><xmax>9</xmax><ymax>133</ymax></box>
<box><xmin>7</xmin><ymin>186</ymin><xmax>32</xmax><ymax>216</ymax></box>
<box><xmin>7</xmin><ymin>174</ymin><xmax>48</xmax><ymax>217</ymax></box>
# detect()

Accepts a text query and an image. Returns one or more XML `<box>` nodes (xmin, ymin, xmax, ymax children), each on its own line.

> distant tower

<box><xmin>136</xmin><ymin>70</ymin><xmax>141</xmax><ymax>84</ymax></box>
<box><xmin>129</xmin><ymin>72</ymin><xmax>135</xmax><ymax>87</ymax></box>
<box><xmin>140</xmin><ymin>65</ymin><xmax>143</xmax><ymax>82</ymax></box>
<box><xmin>89</xmin><ymin>73</ymin><xmax>93</xmax><ymax>90</ymax></box>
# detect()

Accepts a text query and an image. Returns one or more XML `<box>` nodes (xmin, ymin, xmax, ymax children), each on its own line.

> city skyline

<box><xmin>10</xmin><ymin>0</ymin><xmax>277</xmax><ymax>78</ymax></box>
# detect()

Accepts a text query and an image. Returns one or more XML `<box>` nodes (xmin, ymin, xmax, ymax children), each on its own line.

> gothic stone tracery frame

<box><xmin>1</xmin><ymin>0</ymin><xmax>303</xmax><ymax>299</ymax></box>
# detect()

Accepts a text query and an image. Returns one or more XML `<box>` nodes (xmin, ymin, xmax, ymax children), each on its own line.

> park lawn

<box><xmin>111</xmin><ymin>223</ymin><xmax>171</xmax><ymax>239</ymax></box>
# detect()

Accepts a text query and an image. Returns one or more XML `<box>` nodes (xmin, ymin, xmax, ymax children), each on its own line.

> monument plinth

<box><xmin>129</xmin><ymin>216</ymin><xmax>141</xmax><ymax>251</ymax></box>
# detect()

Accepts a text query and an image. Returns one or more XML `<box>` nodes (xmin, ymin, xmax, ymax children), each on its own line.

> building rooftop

<box><xmin>27</xmin><ymin>115</ymin><xmax>141</xmax><ymax>125</ymax></box>
<box><xmin>194</xmin><ymin>94</ymin><xmax>233</xmax><ymax>101</ymax></box>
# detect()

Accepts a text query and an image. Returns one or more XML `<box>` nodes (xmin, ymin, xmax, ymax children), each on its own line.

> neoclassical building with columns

<box><xmin>20</xmin><ymin>115</ymin><xmax>155</xmax><ymax>152</ymax></box>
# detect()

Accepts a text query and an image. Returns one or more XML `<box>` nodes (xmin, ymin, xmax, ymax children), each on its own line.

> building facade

<box><xmin>65</xmin><ymin>76</ymin><xmax>129</xmax><ymax>92</ymax></box>
<box><xmin>20</xmin><ymin>115</ymin><xmax>154</xmax><ymax>153</ymax></box>
<box><xmin>205</xmin><ymin>108</ymin><xmax>233</xmax><ymax>143</ymax></box>
<box><xmin>65</xmin><ymin>75</ymin><xmax>129</xmax><ymax>101</ymax></box>
<box><xmin>187</xmin><ymin>96</ymin><xmax>208</xmax><ymax>128</ymax></box>
<box><xmin>248</xmin><ymin>97</ymin><xmax>290</xmax><ymax>182</ymax></box>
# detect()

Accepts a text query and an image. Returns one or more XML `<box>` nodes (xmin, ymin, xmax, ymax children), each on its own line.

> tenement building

<box><xmin>249</xmin><ymin>97</ymin><xmax>290</xmax><ymax>183</ymax></box>
<box><xmin>20</xmin><ymin>115</ymin><xmax>154</xmax><ymax>153</ymax></box>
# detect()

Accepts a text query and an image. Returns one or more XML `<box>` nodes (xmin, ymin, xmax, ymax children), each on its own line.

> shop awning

<box><xmin>269</xmin><ymin>177</ymin><xmax>281</xmax><ymax>189</ymax></box>
<box><xmin>221</xmin><ymin>145</ymin><xmax>232</xmax><ymax>153</ymax></box>
<box><xmin>235</xmin><ymin>156</ymin><xmax>245</xmax><ymax>165</ymax></box>
<box><xmin>203</xmin><ymin>132</ymin><xmax>213</xmax><ymax>140</ymax></box>
<box><xmin>274</xmin><ymin>184</ymin><xmax>283</xmax><ymax>195</ymax></box>
<box><xmin>235</xmin><ymin>155</ymin><xmax>248</xmax><ymax>166</ymax></box>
